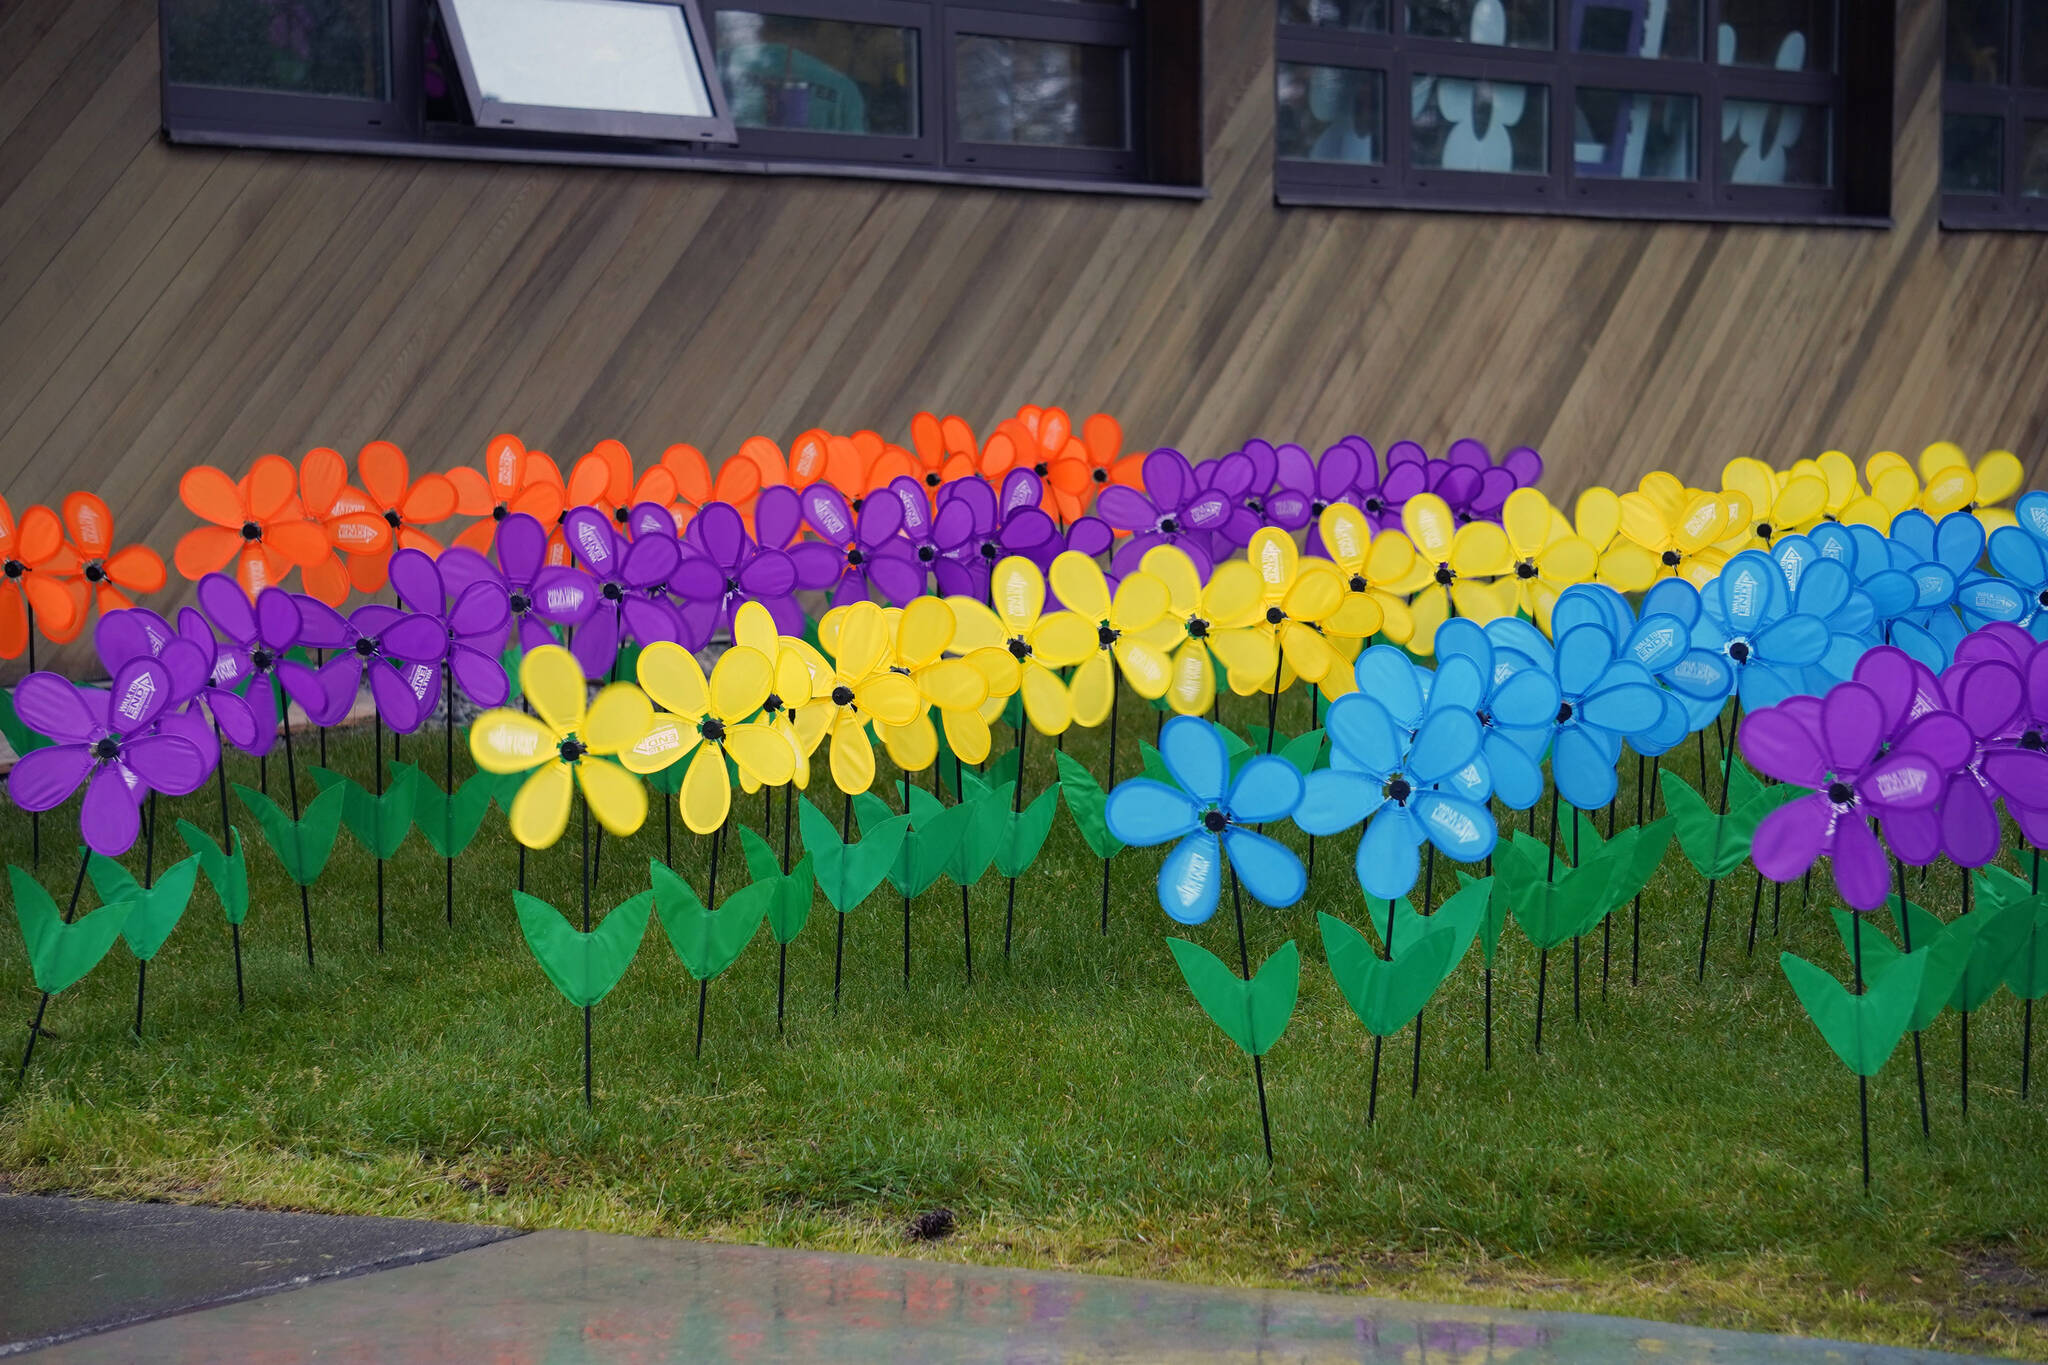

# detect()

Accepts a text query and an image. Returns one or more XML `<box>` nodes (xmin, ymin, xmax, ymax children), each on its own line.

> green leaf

<box><xmin>176</xmin><ymin>821</ymin><xmax>249</xmax><ymax>926</ymax></box>
<box><xmin>1833</xmin><ymin>898</ymin><xmax>1976</xmax><ymax>1030</ymax></box>
<box><xmin>491</xmin><ymin>767</ymin><xmax>531</xmax><ymax>811</ymax></box>
<box><xmin>89</xmin><ymin>853</ymin><xmax>199</xmax><ymax>962</ymax></box>
<box><xmin>1054</xmin><ymin>750</ymin><xmax>1124</xmax><ymax>861</ymax></box>
<box><xmin>234</xmin><ymin>782</ymin><xmax>346</xmax><ymax>887</ymax></box>
<box><xmin>1781</xmin><ymin>947</ymin><xmax>1929</xmax><ymax>1078</ymax></box>
<box><xmin>1660</xmin><ymin>770</ymin><xmax>1766</xmax><ymax>879</ymax></box>
<box><xmin>1165</xmin><ymin>937</ymin><xmax>1300</xmax><ymax>1058</ymax></box>
<box><xmin>734</xmin><ymin>825</ymin><xmax>815</xmax><ymax>944</ymax></box>
<box><xmin>1138</xmin><ymin>742</ymin><xmax>1172</xmax><ymax>785</ymax></box>
<box><xmin>1240</xmin><ymin>727</ymin><xmax>1324</xmax><ymax>775</ymax></box>
<box><xmin>855</xmin><ymin>791</ymin><xmax>969</xmax><ymax>899</ymax></box>
<box><xmin>1320</xmin><ymin>912</ymin><xmax>1458</xmax><ymax>1037</ymax></box>
<box><xmin>499</xmin><ymin>644</ymin><xmax>524</xmax><ymax>704</ymax></box>
<box><xmin>985</xmin><ymin>743</ymin><xmax>1021</xmax><ymax>794</ymax></box>
<box><xmin>1996</xmin><ymin>879</ymin><xmax>2048</xmax><ymax>1001</ymax></box>
<box><xmin>1976</xmin><ymin>866</ymin><xmax>2036</xmax><ymax>916</ymax></box>
<box><xmin>1278</xmin><ymin>728</ymin><xmax>1326</xmax><ymax>775</ymax></box>
<box><xmin>994</xmin><ymin>785</ymin><xmax>1062</xmax><ymax>878</ymax></box>
<box><xmin>311</xmin><ymin>764</ymin><xmax>418</xmax><ymax>859</ymax></box>
<box><xmin>912</xmin><ymin>785</ymin><xmax>1007</xmax><ymax>889</ymax></box>
<box><xmin>1954</xmin><ymin>899</ymin><xmax>2035</xmax><ymax>1013</ymax></box>
<box><xmin>403</xmin><ymin>763</ymin><xmax>497</xmax><ymax>859</ymax></box>
<box><xmin>9</xmin><ymin>864</ymin><xmax>129</xmax><ymax>995</ymax></box>
<box><xmin>1495</xmin><ymin>832</ymin><xmax>1614</xmax><ymax>950</ymax></box>
<box><xmin>1479</xmin><ymin>871</ymin><xmax>1513</xmax><ymax>967</ymax></box>
<box><xmin>650</xmin><ymin>859</ymin><xmax>768</xmax><ymax>981</ymax></box>
<box><xmin>797</xmin><ymin>795</ymin><xmax>908</xmax><ymax>915</ymax></box>
<box><xmin>511</xmin><ymin>888</ymin><xmax>651</xmax><ymax>1008</ymax></box>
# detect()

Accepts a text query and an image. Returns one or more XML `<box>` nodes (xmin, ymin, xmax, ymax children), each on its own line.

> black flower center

<box><xmin>559</xmin><ymin>736</ymin><xmax>586</xmax><ymax>763</ymax></box>
<box><xmin>1202</xmin><ymin>810</ymin><xmax>1227</xmax><ymax>833</ymax></box>
<box><xmin>1310</xmin><ymin>499</ymin><xmax>1328</xmax><ymax>516</ymax></box>
<box><xmin>82</xmin><ymin>561</ymin><xmax>105</xmax><ymax>583</ymax></box>
<box><xmin>1091</xmin><ymin>468</ymin><xmax>1108</xmax><ymax>483</ymax></box>
<box><xmin>92</xmin><ymin>736</ymin><xmax>121</xmax><ymax>762</ymax></box>
<box><xmin>830</xmin><ymin>685</ymin><xmax>854</xmax><ymax>707</ymax></box>
<box><xmin>2038</xmin><ymin>588</ymin><xmax>2048</xmax><ymax>608</ymax></box>
<box><xmin>925</xmin><ymin>472</ymin><xmax>942</xmax><ymax>488</ymax></box>
<box><xmin>613</xmin><ymin>506</ymin><xmax>630</xmax><ymax>525</ymax></box>
<box><xmin>1349</xmin><ymin>574</ymin><xmax>1368</xmax><ymax>593</ymax></box>
<box><xmin>1245</xmin><ymin>497</ymin><xmax>1264</xmax><ymax>516</ymax></box>
<box><xmin>700</xmin><ymin>716</ymin><xmax>726</xmax><ymax>743</ymax></box>
<box><xmin>0</xmin><ymin>560</ymin><xmax>19</xmax><ymax>579</ymax></box>
<box><xmin>241</xmin><ymin>522</ymin><xmax>262</xmax><ymax>541</ymax></box>
<box><xmin>763</xmin><ymin>693</ymin><xmax>783</xmax><ymax>716</ymax></box>
<box><xmin>1033</xmin><ymin>462</ymin><xmax>1049</xmax><ymax>477</ymax></box>
<box><xmin>1097</xmin><ymin>623</ymin><xmax>1120</xmax><ymax>647</ymax></box>
<box><xmin>1364</xmin><ymin>497</ymin><xmax>1384</xmax><ymax>514</ymax></box>
<box><xmin>1265</xmin><ymin>606</ymin><xmax>1285</xmax><ymax>625</ymax></box>
<box><xmin>383</xmin><ymin>509</ymin><xmax>403</xmax><ymax>529</ymax></box>
<box><xmin>1007</xmin><ymin>636</ymin><xmax>1031</xmax><ymax>660</ymax></box>
<box><xmin>493</xmin><ymin>505</ymin><xmax>509</xmax><ymax>521</ymax></box>
<box><xmin>850</xmin><ymin>497</ymin><xmax>864</xmax><ymax>515</ymax></box>
<box><xmin>601</xmin><ymin>582</ymin><xmax>623</xmax><ymax>601</ymax></box>
<box><xmin>1660</xmin><ymin>549</ymin><xmax>1682</xmax><ymax>567</ymax></box>
<box><xmin>1556</xmin><ymin>700</ymin><xmax>1575</xmax><ymax>724</ymax></box>
<box><xmin>250</xmin><ymin>647</ymin><xmax>274</xmax><ymax>671</ymax></box>
<box><xmin>509</xmin><ymin>591</ymin><xmax>530</xmax><ymax>614</ymax></box>
<box><xmin>846</xmin><ymin>548</ymin><xmax>865</xmax><ymax>567</ymax></box>
<box><xmin>354</xmin><ymin>637</ymin><xmax>377</xmax><ymax>658</ymax></box>
<box><xmin>1514</xmin><ymin>559</ymin><xmax>1538</xmax><ymax>579</ymax></box>
<box><xmin>1756</xmin><ymin>522</ymin><xmax>1773</xmax><ymax>539</ymax></box>
<box><xmin>980</xmin><ymin>541</ymin><xmax>1000</xmax><ymax>562</ymax></box>
<box><xmin>1827</xmin><ymin>781</ymin><xmax>1855</xmax><ymax>806</ymax></box>
<box><xmin>1157</xmin><ymin>516</ymin><xmax>1179</xmax><ymax>535</ymax></box>
<box><xmin>2022</xmin><ymin>729</ymin><xmax>2045</xmax><ymax>751</ymax></box>
<box><xmin>1386</xmin><ymin>776</ymin><xmax>1412</xmax><ymax>804</ymax></box>
<box><xmin>1187</xmin><ymin>615</ymin><xmax>1210</xmax><ymax>640</ymax></box>
<box><xmin>1434</xmin><ymin>563</ymin><xmax>1455</xmax><ymax>586</ymax></box>
<box><xmin>1728</xmin><ymin>640</ymin><xmax>1752</xmax><ymax>663</ymax></box>
<box><xmin>723</xmin><ymin>577</ymin><xmax>739</xmax><ymax>595</ymax></box>
<box><xmin>917</xmin><ymin>545</ymin><xmax>935</xmax><ymax>563</ymax></box>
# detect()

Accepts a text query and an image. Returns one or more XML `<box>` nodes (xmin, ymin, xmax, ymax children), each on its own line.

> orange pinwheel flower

<box><xmin>908</xmin><ymin>412</ymin><xmax>982</xmax><ymax>499</ymax></box>
<box><xmin>449</xmin><ymin>433</ymin><xmax>568</xmax><ymax>554</ymax></box>
<box><xmin>176</xmin><ymin>454</ymin><xmax>329</xmax><ymax>597</ymax></box>
<box><xmin>57</xmin><ymin>492</ymin><xmax>167</xmax><ymax>621</ymax></box>
<box><xmin>297</xmin><ymin>447</ymin><xmax>394</xmax><ymax>606</ymax></box>
<box><xmin>847</xmin><ymin>429</ymin><xmax>917</xmax><ymax>494</ymax></box>
<box><xmin>0</xmin><ymin>499</ymin><xmax>81</xmax><ymax>656</ymax></box>
<box><xmin>567</xmin><ymin>439</ymin><xmax>681</xmax><ymax>533</ymax></box>
<box><xmin>661</xmin><ymin>441</ymin><xmax>766</xmax><ymax>531</ymax></box>
<box><xmin>349</xmin><ymin>440</ymin><xmax>457</xmax><ymax>590</ymax></box>
<box><xmin>786</xmin><ymin>428</ymin><xmax>866</xmax><ymax>495</ymax></box>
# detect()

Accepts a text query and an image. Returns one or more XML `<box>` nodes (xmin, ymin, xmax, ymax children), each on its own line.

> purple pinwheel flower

<box><xmin>1443</xmin><ymin>437</ymin><xmax>1539</xmax><ymax>524</ymax></box>
<box><xmin>291</xmin><ymin>598</ymin><xmax>451</xmax><ymax>732</ymax></box>
<box><xmin>886</xmin><ymin>475</ymin><xmax>977</xmax><ymax>597</ymax></box>
<box><xmin>185</xmin><ymin>574</ymin><xmax>308</xmax><ymax>758</ymax></box>
<box><xmin>1743</xmin><ymin>678</ymin><xmax>1970</xmax><ymax>911</ymax></box>
<box><xmin>484</xmin><ymin>512</ymin><xmax>597</xmax><ymax>656</ymax></box>
<box><xmin>7</xmin><ymin>659</ymin><xmax>210</xmax><ymax>856</ymax></box>
<box><xmin>1275</xmin><ymin>439</ymin><xmax>1370</xmax><ymax>555</ymax></box>
<box><xmin>1096</xmin><ymin>449</ymin><xmax>1232</xmax><ymax>577</ymax></box>
<box><xmin>564</xmin><ymin>505</ymin><xmax>683</xmax><ymax>679</ymax></box>
<box><xmin>793</xmin><ymin>483</ymin><xmax>922</xmax><ymax>609</ymax></box>
<box><xmin>1928</xmin><ymin>654</ymin><xmax>2039</xmax><ymax>868</ymax></box>
<box><xmin>95</xmin><ymin>607</ymin><xmax>220</xmax><ymax>783</ymax></box>
<box><xmin>1951</xmin><ymin>629</ymin><xmax>2048</xmax><ymax>848</ymax></box>
<box><xmin>928</xmin><ymin>473</ymin><xmax>1059</xmax><ymax>600</ymax></box>
<box><xmin>391</xmin><ymin>546</ymin><xmax>513</xmax><ymax>710</ymax></box>
<box><xmin>674</xmin><ymin>500</ymin><xmax>803</xmax><ymax>641</ymax></box>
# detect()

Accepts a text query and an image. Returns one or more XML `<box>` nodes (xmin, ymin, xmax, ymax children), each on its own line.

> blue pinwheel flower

<box><xmin>1104</xmin><ymin>716</ymin><xmax>1306</xmax><ymax>924</ymax></box>
<box><xmin>1432</xmin><ymin>616</ymin><xmax>1559</xmax><ymax>811</ymax></box>
<box><xmin>1685</xmin><ymin>549</ymin><xmax>1834</xmax><ymax>710</ymax></box>
<box><xmin>1887</xmin><ymin>509</ymin><xmax>2001</xmax><ymax>668</ymax></box>
<box><xmin>1294</xmin><ymin>646</ymin><xmax>1494</xmax><ymax>901</ymax></box>
<box><xmin>1551</xmin><ymin>583</ymin><xmax>1697</xmax><ymax>759</ymax></box>
<box><xmin>1542</xmin><ymin>611</ymin><xmax>1668</xmax><ymax>811</ymax></box>
<box><xmin>1986</xmin><ymin>491</ymin><xmax>2048</xmax><ymax>640</ymax></box>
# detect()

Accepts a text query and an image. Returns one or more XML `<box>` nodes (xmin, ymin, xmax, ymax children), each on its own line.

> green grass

<box><xmin>3</xmin><ymin>702</ymin><xmax>2047</xmax><ymax>1359</ymax></box>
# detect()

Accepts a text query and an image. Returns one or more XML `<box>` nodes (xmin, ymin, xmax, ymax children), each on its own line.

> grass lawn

<box><xmin>3</xmin><ymin>695</ymin><xmax>2046</xmax><ymax>1359</ymax></box>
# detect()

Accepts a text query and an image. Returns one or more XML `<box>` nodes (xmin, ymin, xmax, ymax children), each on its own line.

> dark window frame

<box><xmin>1275</xmin><ymin>0</ymin><xmax>1893</xmax><ymax>224</ymax></box>
<box><xmin>158</xmin><ymin>0</ymin><xmax>1201</xmax><ymax>194</ymax></box>
<box><xmin>1942</xmin><ymin>0</ymin><xmax>2048</xmax><ymax>229</ymax></box>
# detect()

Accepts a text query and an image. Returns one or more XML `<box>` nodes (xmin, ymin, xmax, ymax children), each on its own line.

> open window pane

<box><xmin>1405</xmin><ymin>0</ymin><xmax>1552</xmax><ymax>49</ymax></box>
<box><xmin>163</xmin><ymin>0</ymin><xmax>388</xmax><ymax>98</ymax></box>
<box><xmin>1574</xmin><ymin>89</ymin><xmax>1698</xmax><ymax>180</ymax></box>
<box><xmin>448</xmin><ymin>0</ymin><xmax>717</xmax><ymax>120</ymax></box>
<box><xmin>1943</xmin><ymin>113</ymin><xmax>2004</xmax><ymax>193</ymax></box>
<box><xmin>1277</xmin><ymin>62</ymin><xmax>1384</xmax><ymax>162</ymax></box>
<box><xmin>1571</xmin><ymin>0</ymin><xmax>1701</xmax><ymax>59</ymax></box>
<box><xmin>1722</xmin><ymin>98</ymin><xmax>1830</xmax><ymax>185</ymax></box>
<box><xmin>1716</xmin><ymin>0</ymin><xmax>1832</xmax><ymax>72</ymax></box>
<box><xmin>954</xmin><ymin>34</ymin><xmax>1126</xmax><ymax>148</ymax></box>
<box><xmin>1947</xmin><ymin>0</ymin><xmax>2008</xmax><ymax>83</ymax></box>
<box><xmin>714</xmin><ymin>13</ymin><xmax>918</xmax><ymax>135</ymax></box>
<box><xmin>1411</xmin><ymin>73</ymin><xmax>1548</xmax><ymax>172</ymax></box>
<box><xmin>1279</xmin><ymin>0</ymin><xmax>1388</xmax><ymax>31</ymax></box>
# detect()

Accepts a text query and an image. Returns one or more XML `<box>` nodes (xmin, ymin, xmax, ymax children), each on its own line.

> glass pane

<box><xmin>449</xmin><ymin>0</ymin><xmax>714</xmax><ymax>117</ymax></box>
<box><xmin>163</xmin><ymin>0</ymin><xmax>388</xmax><ymax>98</ymax></box>
<box><xmin>1405</xmin><ymin>0</ymin><xmax>1552</xmax><ymax>49</ymax></box>
<box><xmin>954</xmin><ymin>35</ymin><xmax>1126</xmax><ymax>148</ymax></box>
<box><xmin>714</xmin><ymin>13</ymin><xmax>917</xmax><ymax>135</ymax></box>
<box><xmin>1721</xmin><ymin>99</ymin><xmax>1830</xmax><ymax>186</ymax></box>
<box><xmin>1573</xmin><ymin>88</ymin><xmax>1697</xmax><ymax>180</ymax></box>
<box><xmin>1410</xmin><ymin>74</ymin><xmax>1548</xmax><ymax>173</ymax></box>
<box><xmin>2024</xmin><ymin>0</ymin><xmax>2048</xmax><ymax>86</ymax></box>
<box><xmin>1947</xmin><ymin>0</ymin><xmax>2008</xmax><ymax>82</ymax></box>
<box><xmin>1277</xmin><ymin>62</ymin><xmax>1385</xmax><ymax>162</ymax></box>
<box><xmin>1716</xmin><ymin>0</ymin><xmax>1832</xmax><ymax>71</ymax></box>
<box><xmin>1943</xmin><ymin>113</ymin><xmax>2004</xmax><ymax>193</ymax></box>
<box><xmin>2024</xmin><ymin>119</ymin><xmax>2048</xmax><ymax>195</ymax></box>
<box><xmin>1278</xmin><ymin>0</ymin><xmax>1388</xmax><ymax>30</ymax></box>
<box><xmin>1571</xmin><ymin>0</ymin><xmax>1700</xmax><ymax>59</ymax></box>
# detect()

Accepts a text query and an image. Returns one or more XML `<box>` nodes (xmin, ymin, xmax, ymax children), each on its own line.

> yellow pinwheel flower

<box><xmin>946</xmin><ymin>556</ymin><xmax>1093</xmax><ymax>737</ymax></box>
<box><xmin>1500</xmin><ymin>488</ymin><xmax>1596</xmax><ymax>635</ymax></box>
<box><xmin>1399</xmin><ymin>491</ymin><xmax>1514</xmax><ymax>654</ymax></box>
<box><xmin>1917</xmin><ymin>441</ymin><xmax>2025</xmax><ymax>533</ymax></box>
<box><xmin>1808</xmin><ymin>450</ymin><xmax>1866</xmax><ymax>523</ymax></box>
<box><xmin>1837</xmin><ymin>452</ymin><xmax>1920</xmax><ymax>530</ymax></box>
<box><xmin>1718</xmin><ymin>457</ymin><xmax>1827</xmax><ymax>552</ymax></box>
<box><xmin>873</xmin><ymin>598</ymin><xmax>991</xmax><ymax>772</ymax></box>
<box><xmin>1048</xmin><ymin>550</ymin><xmax>1172</xmax><ymax>728</ymax></box>
<box><xmin>1231</xmin><ymin>527</ymin><xmax>1347</xmax><ymax>695</ymax></box>
<box><xmin>470</xmin><ymin>644</ymin><xmax>650</xmax><ymax>849</ymax></box>
<box><xmin>623</xmin><ymin>641</ymin><xmax>795</xmax><ymax>835</ymax></box>
<box><xmin>818</xmin><ymin>600</ymin><xmax>924</xmax><ymax>794</ymax></box>
<box><xmin>730</xmin><ymin>601</ymin><xmax>824</xmax><ymax>791</ymax></box>
<box><xmin>1603</xmin><ymin>472</ymin><xmax>1748</xmax><ymax>591</ymax></box>
<box><xmin>1316</xmin><ymin>502</ymin><xmax>1408</xmax><ymax>650</ymax></box>
<box><xmin>1133</xmin><ymin>544</ymin><xmax>1264</xmax><ymax>716</ymax></box>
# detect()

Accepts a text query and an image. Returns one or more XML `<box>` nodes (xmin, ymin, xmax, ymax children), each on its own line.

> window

<box><xmin>1942</xmin><ymin>0</ymin><xmax>2048</xmax><ymax>227</ymax></box>
<box><xmin>1275</xmin><ymin>0</ymin><xmax>1893</xmax><ymax>221</ymax></box>
<box><xmin>159</xmin><ymin>0</ymin><xmax>1203</xmax><ymax>192</ymax></box>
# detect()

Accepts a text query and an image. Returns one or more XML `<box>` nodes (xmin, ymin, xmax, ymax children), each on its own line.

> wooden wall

<box><xmin>0</xmin><ymin>0</ymin><xmax>2044</xmax><ymax>673</ymax></box>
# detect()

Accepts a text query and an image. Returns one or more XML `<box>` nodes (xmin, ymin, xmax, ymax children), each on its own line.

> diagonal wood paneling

<box><xmin>0</xmin><ymin>0</ymin><xmax>2043</xmax><ymax>678</ymax></box>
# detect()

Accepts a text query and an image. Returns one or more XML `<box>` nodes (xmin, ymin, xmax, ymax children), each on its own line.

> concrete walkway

<box><xmin>0</xmin><ymin>1194</ymin><xmax>1996</xmax><ymax>1363</ymax></box>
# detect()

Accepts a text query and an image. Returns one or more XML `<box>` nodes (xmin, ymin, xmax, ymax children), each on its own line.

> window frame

<box><xmin>1275</xmin><ymin>0</ymin><xmax>1889</xmax><ymax>224</ymax></box>
<box><xmin>1941</xmin><ymin>0</ymin><xmax>2048</xmax><ymax>229</ymax></box>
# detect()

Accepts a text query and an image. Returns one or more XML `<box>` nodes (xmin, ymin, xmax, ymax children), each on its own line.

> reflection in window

<box><xmin>1947</xmin><ymin>0</ymin><xmax>2007</xmax><ymax>83</ymax></box>
<box><xmin>1943</xmin><ymin>113</ymin><xmax>2004</xmax><ymax>192</ymax></box>
<box><xmin>954</xmin><ymin>35</ymin><xmax>1125</xmax><ymax>147</ymax></box>
<box><xmin>1411</xmin><ymin>74</ymin><xmax>1547</xmax><ymax>172</ymax></box>
<box><xmin>1571</xmin><ymin>0</ymin><xmax>1700</xmax><ymax>59</ymax></box>
<box><xmin>1716</xmin><ymin>0</ymin><xmax>1831</xmax><ymax>71</ymax></box>
<box><xmin>2025</xmin><ymin>120</ymin><xmax>2048</xmax><ymax>194</ymax></box>
<box><xmin>1277</xmin><ymin>62</ymin><xmax>1384</xmax><ymax>162</ymax></box>
<box><xmin>714</xmin><ymin>13</ymin><xmax>916</xmax><ymax>135</ymax></box>
<box><xmin>164</xmin><ymin>0</ymin><xmax>388</xmax><ymax>97</ymax></box>
<box><xmin>1279</xmin><ymin>0</ymin><xmax>1386</xmax><ymax>30</ymax></box>
<box><xmin>1404</xmin><ymin>0</ymin><xmax>1552</xmax><ymax>50</ymax></box>
<box><xmin>1573</xmin><ymin>89</ymin><xmax>1697</xmax><ymax>180</ymax></box>
<box><xmin>1723</xmin><ymin>99</ymin><xmax>1829</xmax><ymax>185</ymax></box>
